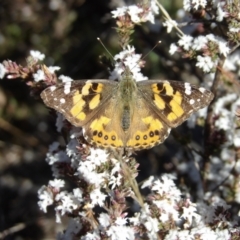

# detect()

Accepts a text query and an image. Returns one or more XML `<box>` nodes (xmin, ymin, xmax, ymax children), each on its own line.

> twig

<box><xmin>0</xmin><ymin>117</ymin><xmax>39</xmax><ymax>147</ymax></box>
<box><xmin>155</xmin><ymin>0</ymin><xmax>184</xmax><ymax>37</ymax></box>
<box><xmin>0</xmin><ymin>223</ymin><xmax>26</xmax><ymax>239</ymax></box>
<box><xmin>202</xmin><ymin>55</ymin><xmax>226</xmax><ymax>185</ymax></box>
<box><xmin>114</xmin><ymin>152</ymin><xmax>144</xmax><ymax>208</ymax></box>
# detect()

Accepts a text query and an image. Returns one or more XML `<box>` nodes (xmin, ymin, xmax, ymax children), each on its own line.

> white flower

<box><xmin>196</xmin><ymin>55</ymin><xmax>215</xmax><ymax>72</ymax></box>
<box><xmin>151</xmin><ymin>174</ymin><xmax>177</xmax><ymax>195</ymax></box>
<box><xmin>150</xmin><ymin>0</ymin><xmax>159</xmax><ymax>15</ymax></box>
<box><xmin>190</xmin><ymin>225</ymin><xmax>218</xmax><ymax>240</ymax></box>
<box><xmin>109</xmin><ymin>163</ymin><xmax>122</xmax><ymax>189</ymax></box>
<box><xmin>38</xmin><ymin>186</ymin><xmax>54</xmax><ymax>212</ymax></box>
<box><xmin>59</xmin><ymin>75</ymin><xmax>73</xmax><ymax>82</ymax></box>
<box><xmin>141</xmin><ymin>176</ymin><xmax>154</xmax><ymax>188</ymax></box>
<box><xmin>206</xmin><ymin>33</ymin><xmax>216</xmax><ymax>42</ymax></box>
<box><xmin>66</xmin><ymin>138</ymin><xmax>78</xmax><ymax>157</ymax></box>
<box><xmin>128</xmin><ymin>5</ymin><xmax>143</xmax><ymax>23</ymax></box>
<box><xmin>169</xmin><ymin>43</ymin><xmax>178</xmax><ymax>55</ymax></box>
<box><xmin>233</xmin><ymin>129</ymin><xmax>240</xmax><ymax>147</ymax></box>
<box><xmin>164</xmin><ymin>229</ymin><xmax>179</xmax><ymax>240</ymax></box>
<box><xmin>144</xmin><ymin>217</ymin><xmax>159</xmax><ymax>239</ymax></box>
<box><xmin>49</xmin><ymin>179</ymin><xmax>65</xmax><ymax>189</ymax></box>
<box><xmin>124</xmin><ymin>54</ymin><xmax>141</xmax><ymax>71</ymax></box>
<box><xmin>162</xmin><ymin>19</ymin><xmax>177</xmax><ymax>33</ymax></box>
<box><xmin>218</xmin><ymin>40</ymin><xmax>230</xmax><ymax>57</ymax></box>
<box><xmin>153</xmin><ymin>199</ymin><xmax>179</xmax><ymax>222</ymax></box>
<box><xmin>183</xmin><ymin>0</ymin><xmax>207</xmax><ymax>11</ymax></box>
<box><xmin>183</xmin><ymin>0</ymin><xmax>191</xmax><ymax>11</ymax></box>
<box><xmin>178</xmin><ymin>35</ymin><xmax>193</xmax><ymax>51</ymax></box>
<box><xmin>115</xmin><ymin>217</ymin><xmax>127</xmax><ymax>226</ymax></box>
<box><xmin>181</xmin><ymin>201</ymin><xmax>199</xmax><ymax>226</ymax></box>
<box><xmin>114</xmin><ymin>45</ymin><xmax>135</xmax><ymax>60</ymax></box>
<box><xmin>48</xmin><ymin>66</ymin><xmax>60</xmax><ymax>73</ymax></box>
<box><xmin>30</xmin><ymin>50</ymin><xmax>45</xmax><ymax>61</ymax></box>
<box><xmin>214</xmin><ymin>93</ymin><xmax>237</xmax><ymax>115</ymax></box>
<box><xmin>0</xmin><ymin>63</ymin><xmax>7</xmax><ymax>79</ymax></box>
<box><xmin>223</xmin><ymin>50</ymin><xmax>240</xmax><ymax>73</ymax></box>
<box><xmin>129</xmin><ymin>212</ymin><xmax>141</xmax><ymax>226</ymax></box>
<box><xmin>177</xmin><ymin>230</ymin><xmax>194</xmax><ymax>239</ymax></box>
<box><xmin>33</xmin><ymin>69</ymin><xmax>45</xmax><ymax>82</ymax></box>
<box><xmin>192</xmin><ymin>36</ymin><xmax>208</xmax><ymax>50</ymax></box>
<box><xmin>55</xmin><ymin>191</ymin><xmax>79</xmax><ymax>217</ymax></box>
<box><xmin>215</xmin><ymin>229</ymin><xmax>231</xmax><ymax>240</ymax></box>
<box><xmin>216</xmin><ymin>3</ymin><xmax>227</xmax><ymax>22</ymax></box>
<box><xmin>98</xmin><ymin>213</ymin><xmax>111</xmax><ymax>228</ymax></box>
<box><xmin>90</xmin><ymin>188</ymin><xmax>106</xmax><ymax>207</ymax></box>
<box><xmin>109</xmin><ymin>174</ymin><xmax>122</xmax><ymax>189</ymax></box>
<box><xmin>78</xmin><ymin>161</ymin><xmax>107</xmax><ymax>186</ymax></box>
<box><xmin>73</xmin><ymin>188</ymin><xmax>83</xmax><ymax>202</ymax></box>
<box><xmin>106</xmin><ymin>226</ymin><xmax>135</xmax><ymax>240</ymax></box>
<box><xmin>110</xmin><ymin>46</ymin><xmax>147</xmax><ymax>82</ymax></box>
<box><xmin>111</xmin><ymin>2</ymin><xmax>158</xmax><ymax>24</ymax></box>
<box><xmin>205</xmin><ymin>35</ymin><xmax>229</xmax><ymax>57</ymax></box>
<box><xmin>144</xmin><ymin>0</ymin><xmax>159</xmax><ymax>23</ymax></box>
<box><xmin>111</xmin><ymin>6</ymin><xmax>127</xmax><ymax>18</ymax></box>
<box><xmin>82</xmin><ymin>231</ymin><xmax>101</xmax><ymax>240</ymax></box>
<box><xmin>214</xmin><ymin>109</ymin><xmax>231</xmax><ymax>130</ymax></box>
<box><xmin>46</xmin><ymin>150</ymin><xmax>69</xmax><ymax>165</ymax></box>
<box><xmin>87</xmin><ymin>147</ymin><xmax>109</xmax><ymax>166</ymax></box>
<box><xmin>193</xmin><ymin>0</ymin><xmax>207</xmax><ymax>10</ymax></box>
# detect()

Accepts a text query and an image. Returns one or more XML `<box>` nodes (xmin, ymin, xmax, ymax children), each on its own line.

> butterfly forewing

<box><xmin>41</xmin><ymin>80</ymin><xmax>117</xmax><ymax>127</ymax></box>
<box><xmin>138</xmin><ymin>80</ymin><xmax>214</xmax><ymax>128</ymax></box>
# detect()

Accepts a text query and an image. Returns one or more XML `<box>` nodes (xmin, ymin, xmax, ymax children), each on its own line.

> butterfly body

<box><xmin>41</xmin><ymin>69</ymin><xmax>214</xmax><ymax>150</ymax></box>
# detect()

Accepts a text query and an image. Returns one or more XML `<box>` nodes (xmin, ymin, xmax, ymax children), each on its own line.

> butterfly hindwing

<box><xmin>125</xmin><ymin>96</ymin><xmax>171</xmax><ymax>149</ymax></box>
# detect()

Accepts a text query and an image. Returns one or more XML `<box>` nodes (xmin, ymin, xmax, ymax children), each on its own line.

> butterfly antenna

<box><xmin>141</xmin><ymin>41</ymin><xmax>161</xmax><ymax>61</ymax></box>
<box><xmin>129</xmin><ymin>41</ymin><xmax>161</xmax><ymax>74</ymax></box>
<box><xmin>97</xmin><ymin>37</ymin><xmax>115</xmax><ymax>60</ymax></box>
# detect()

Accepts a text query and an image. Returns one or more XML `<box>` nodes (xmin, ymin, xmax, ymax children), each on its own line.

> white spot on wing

<box><xmin>184</xmin><ymin>82</ymin><xmax>192</xmax><ymax>95</ymax></box>
<box><xmin>60</xmin><ymin>98</ymin><xmax>66</xmax><ymax>104</ymax></box>
<box><xmin>199</xmin><ymin>87</ymin><xmax>206</xmax><ymax>93</ymax></box>
<box><xmin>190</xmin><ymin>99</ymin><xmax>195</xmax><ymax>105</ymax></box>
<box><xmin>64</xmin><ymin>82</ymin><xmax>72</xmax><ymax>94</ymax></box>
<box><xmin>50</xmin><ymin>86</ymin><xmax>56</xmax><ymax>91</ymax></box>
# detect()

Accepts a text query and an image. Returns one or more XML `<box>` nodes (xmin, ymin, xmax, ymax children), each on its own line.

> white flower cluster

<box><xmin>111</xmin><ymin>0</ymin><xmax>159</xmax><ymax>24</ymax></box>
<box><xmin>30</xmin><ymin>50</ymin><xmax>45</xmax><ymax>61</ymax></box>
<box><xmin>170</xmin><ymin>34</ymin><xmax>230</xmax><ymax>73</ymax></box>
<box><xmin>183</xmin><ymin>0</ymin><xmax>207</xmax><ymax>11</ymax></box>
<box><xmin>109</xmin><ymin>45</ymin><xmax>148</xmax><ymax>81</ymax></box>
<box><xmin>30</xmin><ymin>50</ymin><xmax>61</xmax><ymax>82</ymax></box>
<box><xmin>183</xmin><ymin>0</ymin><xmax>227</xmax><ymax>23</ymax></box>
<box><xmin>34</xmin><ymin>1</ymin><xmax>240</xmax><ymax>238</ymax></box>
<box><xmin>223</xmin><ymin>50</ymin><xmax>240</xmax><ymax>77</ymax></box>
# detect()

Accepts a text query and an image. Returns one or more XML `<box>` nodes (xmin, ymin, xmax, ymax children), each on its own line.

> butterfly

<box><xmin>40</xmin><ymin>67</ymin><xmax>214</xmax><ymax>150</ymax></box>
